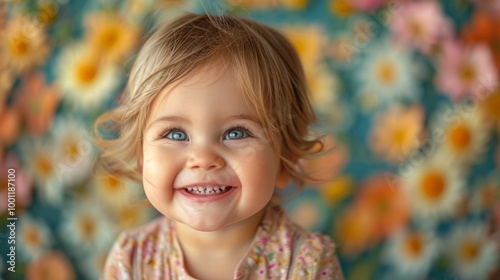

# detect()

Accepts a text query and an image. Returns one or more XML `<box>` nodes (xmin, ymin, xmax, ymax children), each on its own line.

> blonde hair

<box><xmin>93</xmin><ymin>12</ymin><xmax>324</xmax><ymax>187</ymax></box>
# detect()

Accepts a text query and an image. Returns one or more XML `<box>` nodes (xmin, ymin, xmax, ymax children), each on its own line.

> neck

<box><xmin>175</xmin><ymin>209</ymin><xmax>264</xmax><ymax>255</ymax></box>
<box><xmin>174</xmin><ymin>209</ymin><xmax>265</xmax><ymax>278</ymax></box>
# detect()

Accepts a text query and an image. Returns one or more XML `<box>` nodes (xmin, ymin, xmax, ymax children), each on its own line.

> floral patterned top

<box><xmin>103</xmin><ymin>204</ymin><xmax>344</xmax><ymax>279</ymax></box>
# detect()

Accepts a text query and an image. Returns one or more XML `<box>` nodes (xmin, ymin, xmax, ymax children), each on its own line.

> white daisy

<box><xmin>51</xmin><ymin>117</ymin><xmax>96</xmax><ymax>186</ymax></box>
<box><xmin>356</xmin><ymin>38</ymin><xmax>421</xmax><ymax>109</ymax></box>
<box><xmin>110</xmin><ymin>204</ymin><xmax>151</xmax><ymax>232</ymax></box>
<box><xmin>18</xmin><ymin>136</ymin><xmax>65</xmax><ymax>205</ymax></box>
<box><xmin>89</xmin><ymin>167</ymin><xmax>142</xmax><ymax>208</ymax></box>
<box><xmin>432</xmin><ymin>103</ymin><xmax>492</xmax><ymax>166</ymax></box>
<box><xmin>449</xmin><ymin>222</ymin><xmax>498</xmax><ymax>280</ymax></box>
<box><xmin>80</xmin><ymin>248</ymin><xmax>110</xmax><ymax>280</ymax></box>
<box><xmin>0</xmin><ymin>15</ymin><xmax>50</xmax><ymax>74</ymax></box>
<box><xmin>384</xmin><ymin>228</ymin><xmax>439</xmax><ymax>279</ymax></box>
<box><xmin>59</xmin><ymin>202</ymin><xmax>116</xmax><ymax>254</ymax></box>
<box><xmin>56</xmin><ymin>43</ymin><xmax>120</xmax><ymax>110</ymax></box>
<box><xmin>470</xmin><ymin>173</ymin><xmax>500</xmax><ymax>213</ymax></box>
<box><xmin>401</xmin><ymin>152</ymin><xmax>465</xmax><ymax>221</ymax></box>
<box><xmin>84</xmin><ymin>12</ymin><xmax>141</xmax><ymax>64</ymax></box>
<box><xmin>17</xmin><ymin>214</ymin><xmax>52</xmax><ymax>261</ymax></box>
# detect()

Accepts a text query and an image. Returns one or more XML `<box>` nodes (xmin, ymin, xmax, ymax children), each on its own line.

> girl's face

<box><xmin>142</xmin><ymin>69</ymin><xmax>288</xmax><ymax>232</ymax></box>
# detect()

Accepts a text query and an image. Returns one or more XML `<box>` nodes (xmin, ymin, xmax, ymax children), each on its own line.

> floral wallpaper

<box><xmin>1</xmin><ymin>0</ymin><xmax>500</xmax><ymax>279</ymax></box>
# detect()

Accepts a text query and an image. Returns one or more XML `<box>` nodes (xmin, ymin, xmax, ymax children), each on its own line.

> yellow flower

<box><xmin>227</xmin><ymin>0</ymin><xmax>280</xmax><ymax>9</ymax></box>
<box><xmin>282</xmin><ymin>25</ymin><xmax>327</xmax><ymax>74</ymax></box>
<box><xmin>330</xmin><ymin>0</ymin><xmax>355</xmax><ymax>18</ymax></box>
<box><xmin>85</xmin><ymin>12</ymin><xmax>140</xmax><ymax>64</ymax></box>
<box><xmin>320</xmin><ymin>175</ymin><xmax>353</xmax><ymax>204</ymax></box>
<box><xmin>0</xmin><ymin>16</ymin><xmax>50</xmax><ymax>74</ymax></box>
<box><xmin>280</xmin><ymin>0</ymin><xmax>308</xmax><ymax>10</ymax></box>
<box><xmin>370</xmin><ymin>105</ymin><xmax>425</xmax><ymax>163</ymax></box>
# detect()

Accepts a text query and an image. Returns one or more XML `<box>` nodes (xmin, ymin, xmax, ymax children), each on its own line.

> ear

<box><xmin>275</xmin><ymin>164</ymin><xmax>290</xmax><ymax>189</ymax></box>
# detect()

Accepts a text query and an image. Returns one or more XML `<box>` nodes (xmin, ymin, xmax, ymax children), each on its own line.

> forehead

<box><xmin>147</xmin><ymin>66</ymin><xmax>256</xmax><ymax>121</ymax></box>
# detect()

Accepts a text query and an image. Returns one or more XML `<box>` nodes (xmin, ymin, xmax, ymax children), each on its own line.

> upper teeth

<box><xmin>186</xmin><ymin>186</ymin><xmax>228</xmax><ymax>194</ymax></box>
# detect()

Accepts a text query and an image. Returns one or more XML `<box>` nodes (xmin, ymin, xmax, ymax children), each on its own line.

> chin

<box><xmin>182</xmin><ymin>219</ymin><xmax>229</xmax><ymax>232</ymax></box>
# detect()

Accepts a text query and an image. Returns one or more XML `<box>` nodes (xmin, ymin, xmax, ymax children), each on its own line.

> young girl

<box><xmin>94</xmin><ymin>12</ymin><xmax>344</xmax><ymax>280</ymax></box>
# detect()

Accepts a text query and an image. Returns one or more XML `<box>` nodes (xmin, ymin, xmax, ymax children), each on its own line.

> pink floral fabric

<box><xmin>103</xmin><ymin>204</ymin><xmax>344</xmax><ymax>279</ymax></box>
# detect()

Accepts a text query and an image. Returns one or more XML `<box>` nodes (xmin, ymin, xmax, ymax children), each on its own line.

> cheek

<box><xmin>232</xmin><ymin>146</ymin><xmax>281</xmax><ymax>185</ymax></box>
<box><xmin>142</xmin><ymin>145</ymin><xmax>180</xmax><ymax>197</ymax></box>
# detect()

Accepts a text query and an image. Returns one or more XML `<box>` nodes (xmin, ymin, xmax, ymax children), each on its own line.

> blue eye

<box><xmin>166</xmin><ymin>130</ymin><xmax>188</xmax><ymax>141</ymax></box>
<box><xmin>225</xmin><ymin>128</ymin><xmax>248</xmax><ymax>140</ymax></box>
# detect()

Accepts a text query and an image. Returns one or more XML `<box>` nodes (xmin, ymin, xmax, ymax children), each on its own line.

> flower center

<box><xmin>409</xmin><ymin>20</ymin><xmax>423</xmax><ymax>38</ymax></box>
<box><xmin>10</xmin><ymin>34</ymin><xmax>30</xmax><ymax>57</ymax></box>
<box><xmin>24</xmin><ymin>226</ymin><xmax>42</xmax><ymax>248</ymax></box>
<box><xmin>103</xmin><ymin>174</ymin><xmax>121</xmax><ymax>193</ymax></box>
<box><xmin>461</xmin><ymin>239</ymin><xmax>480</xmax><ymax>263</ymax></box>
<box><xmin>459</xmin><ymin>62</ymin><xmax>476</xmax><ymax>84</ymax></box>
<box><xmin>35</xmin><ymin>155</ymin><xmax>54</xmax><ymax>179</ymax></box>
<box><xmin>64</xmin><ymin>139</ymin><xmax>80</xmax><ymax>163</ymax></box>
<box><xmin>118</xmin><ymin>207</ymin><xmax>139</xmax><ymax>226</ymax></box>
<box><xmin>377</xmin><ymin>60</ymin><xmax>396</xmax><ymax>86</ymax></box>
<box><xmin>79</xmin><ymin>216</ymin><xmax>96</xmax><ymax>240</ymax></box>
<box><xmin>404</xmin><ymin>233</ymin><xmax>423</xmax><ymax>259</ymax></box>
<box><xmin>392</xmin><ymin>127</ymin><xmax>409</xmax><ymax>148</ymax></box>
<box><xmin>420</xmin><ymin>170</ymin><xmax>446</xmax><ymax>201</ymax></box>
<box><xmin>75</xmin><ymin>61</ymin><xmax>98</xmax><ymax>85</ymax></box>
<box><xmin>99</xmin><ymin>27</ymin><xmax>119</xmax><ymax>50</ymax></box>
<box><xmin>448</xmin><ymin>123</ymin><xmax>471</xmax><ymax>152</ymax></box>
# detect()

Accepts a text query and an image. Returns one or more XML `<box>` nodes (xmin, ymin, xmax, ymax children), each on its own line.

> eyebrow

<box><xmin>146</xmin><ymin>114</ymin><xmax>260</xmax><ymax>130</ymax></box>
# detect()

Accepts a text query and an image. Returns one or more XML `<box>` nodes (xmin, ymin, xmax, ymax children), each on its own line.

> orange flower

<box><xmin>461</xmin><ymin>9</ymin><xmax>500</xmax><ymax>75</ymax></box>
<box><xmin>354</xmin><ymin>173</ymin><xmax>411</xmax><ymax>239</ymax></box>
<box><xmin>26</xmin><ymin>251</ymin><xmax>75</xmax><ymax>280</ymax></box>
<box><xmin>85</xmin><ymin>12</ymin><xmax>141</xmax><ymax>64</ymax></box>
<box><xmin>15</xmin><ymin>72</ymin><xmax>60</xmax><ymax>136</ymax></box>
<box><xmin>335</xmin><ymin>204</ymin><xmax>377</xmax><ymax>256</ymax></box>
<box><xmin>300</xmin><ymin>135</ymin><xmax>348</xmax><ymax>186</ymax></box>
<box><xmin>0</xmin><ymin>106</ymin><xmax>21</xmax><ymax>147</ymax></box>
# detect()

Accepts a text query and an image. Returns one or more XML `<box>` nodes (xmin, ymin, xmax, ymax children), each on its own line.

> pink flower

<box><xmin>390</xmin><ymin>0</ymin><xmax>452</xmax><ymax>53</ymax></box>
<box><xmin>348</xmin><ymin>0</ymin><xmax>384</xmax><ymax>12</ymax></box>
<box><xmin>436</xmin><ymin>40</ymin><xmax>498</xmax><ymax>100</ymax></box>
<box><xmin>370</xmin><ymin>104</ymin><xmax>425</xmax><ymax>163</ymax></box>
<box><xmin>0</xmin><ymin>152</ymin><xmax>32</xmax><ymax>214</ymax></box>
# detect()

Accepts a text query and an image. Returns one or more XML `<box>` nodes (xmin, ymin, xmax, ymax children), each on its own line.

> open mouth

<box><xmin>184</xmin><ymin>186</ymin><xmax>233</xmax><ymax>195</ymax></box>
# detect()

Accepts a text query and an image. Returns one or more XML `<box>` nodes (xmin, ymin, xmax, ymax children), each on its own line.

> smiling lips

<box><xmin>184</xmin><ymin>185</ymin><xmax>233</xmax><ymax>195</ymax></box>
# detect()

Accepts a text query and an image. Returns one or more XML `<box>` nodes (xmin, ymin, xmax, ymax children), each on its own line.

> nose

<box><xmin>186</xmin><ymin>145</ymin><xmax>225</xmax><ymax>170</ymax></box>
